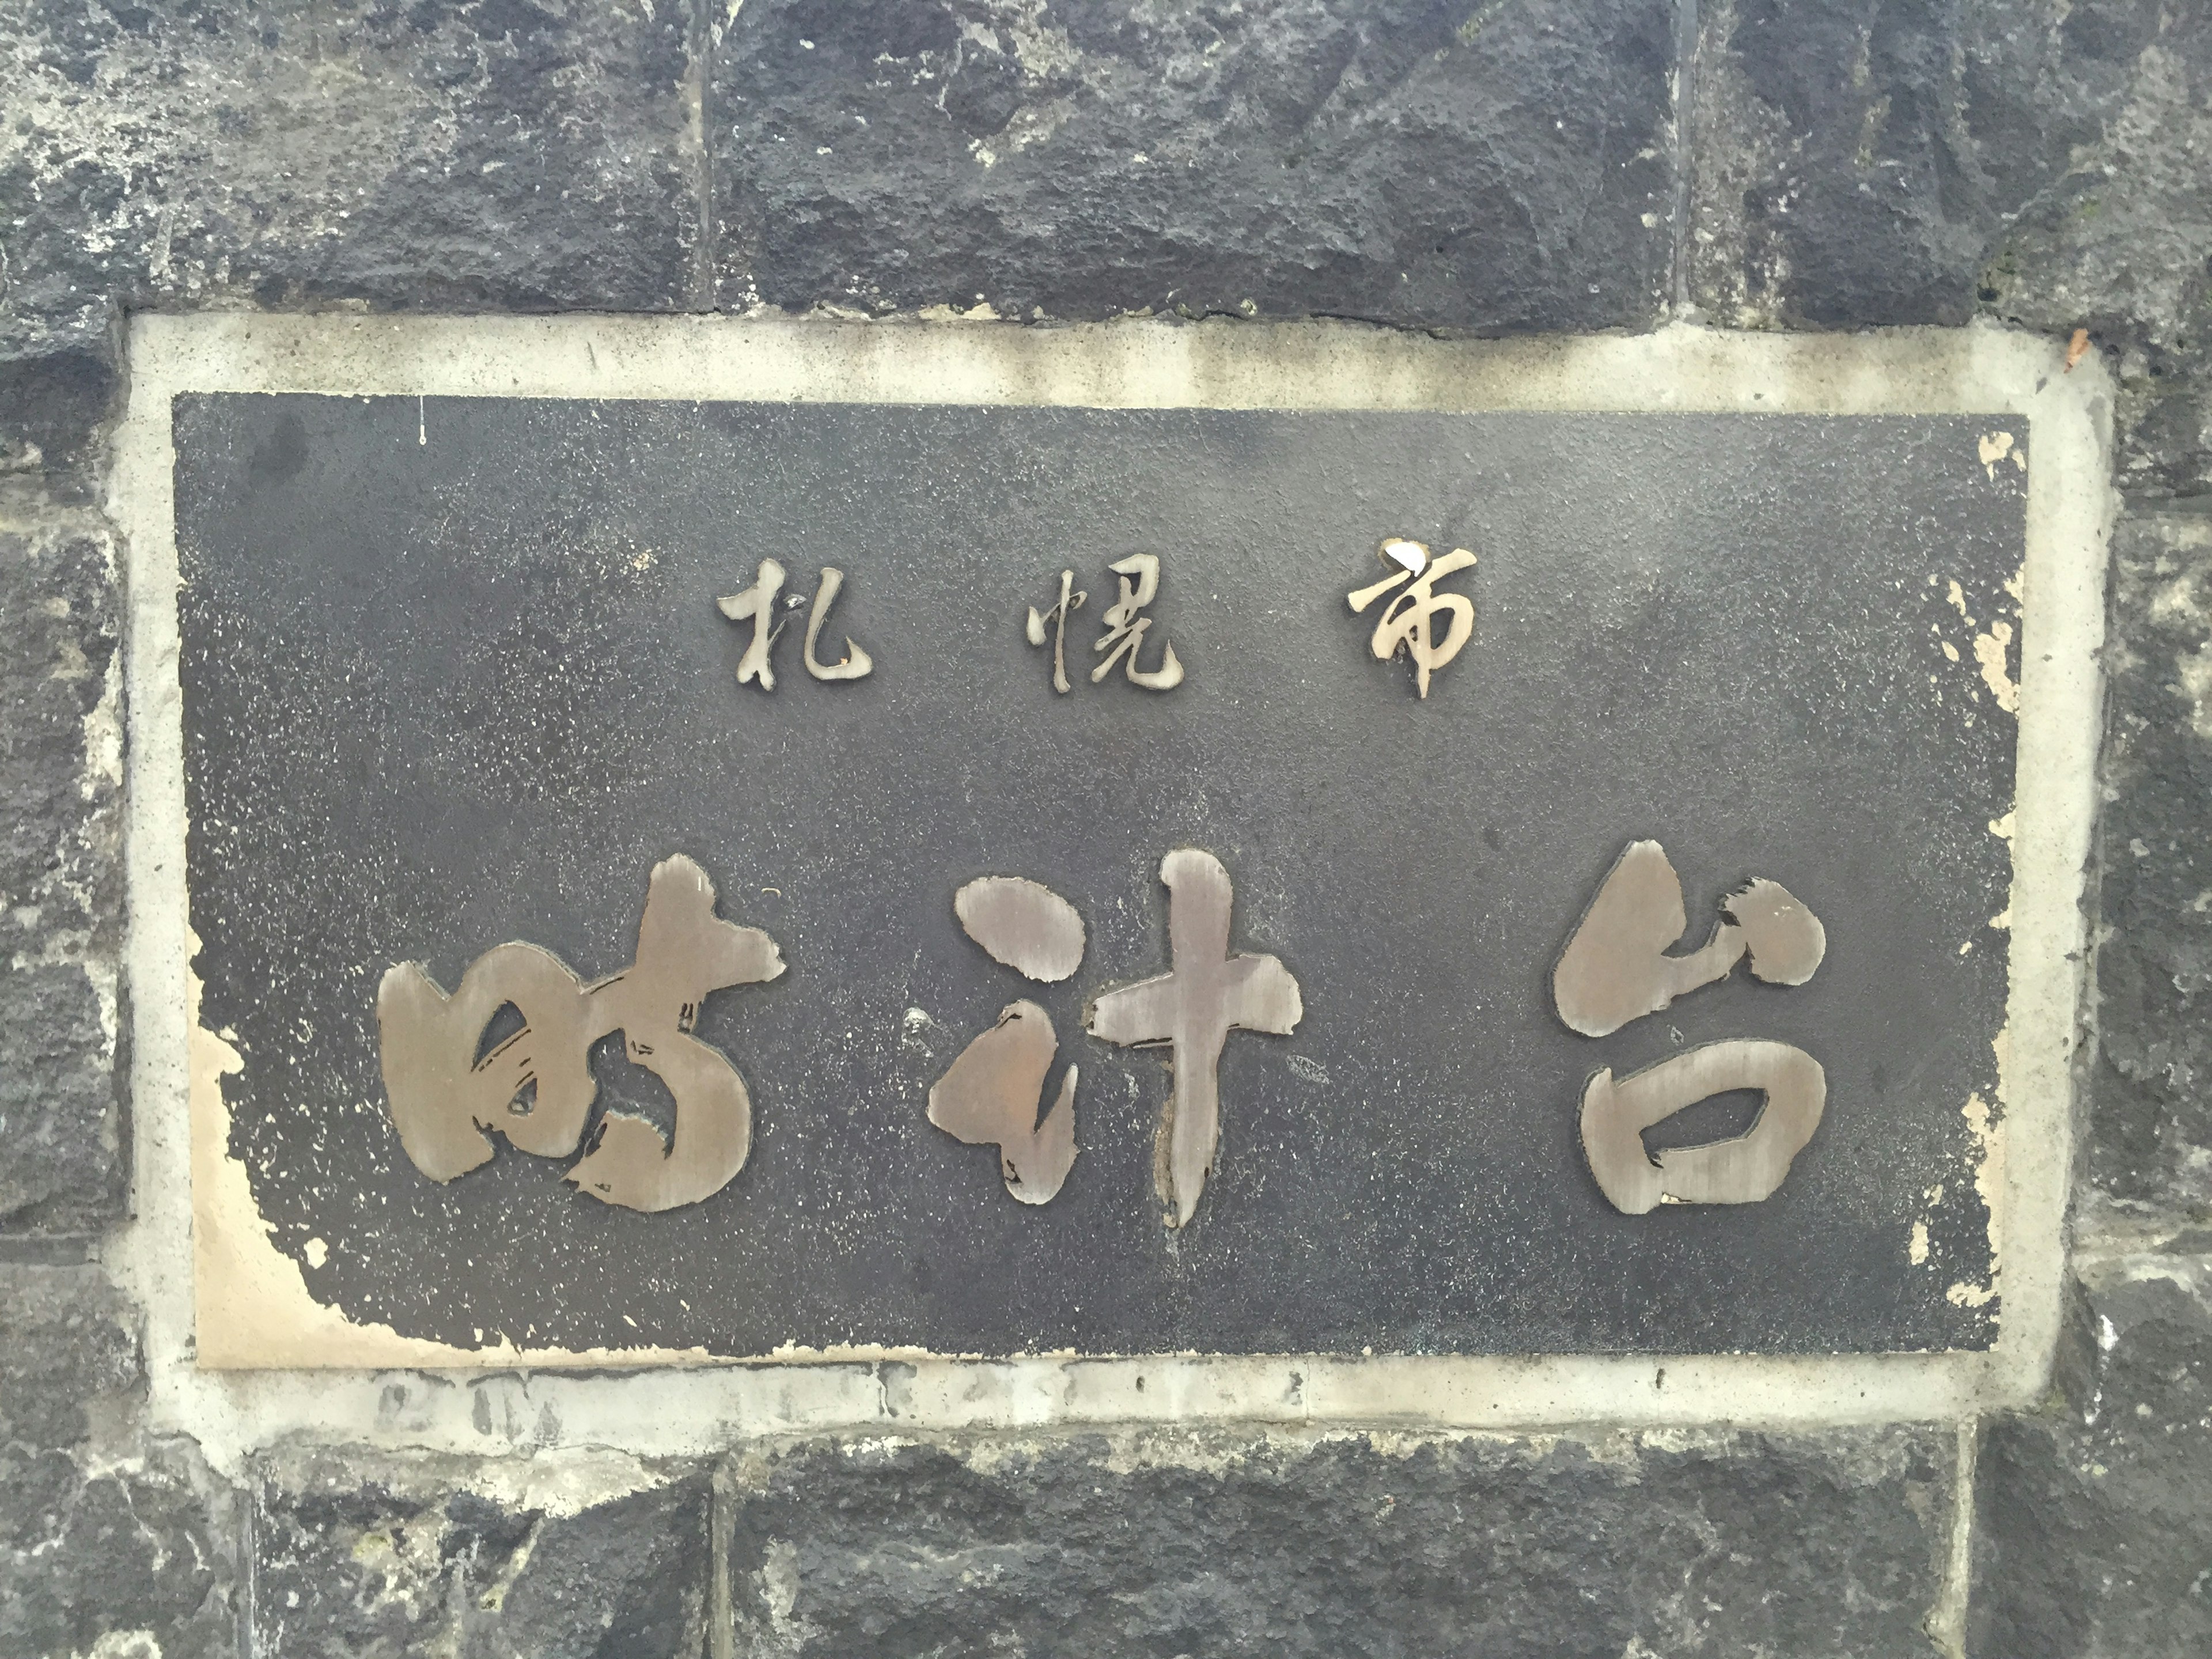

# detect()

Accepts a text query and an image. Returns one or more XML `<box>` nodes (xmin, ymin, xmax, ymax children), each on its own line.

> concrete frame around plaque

<box><xmin>116</xmin><ymin>317</ymin><xmax>2101</xmax><ymax>1459</ymax></box>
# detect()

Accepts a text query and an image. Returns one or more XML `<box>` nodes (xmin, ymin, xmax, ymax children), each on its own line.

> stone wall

<box><xmin>2</xmin><ymin>1</ymin><xmax>2207</xmax><ymax>1654</ymax></box>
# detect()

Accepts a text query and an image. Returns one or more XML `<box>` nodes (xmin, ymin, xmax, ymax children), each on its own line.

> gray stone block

<box><xmin>0</xmin><ymin>314</ymin><xmax>120</xmax><ymax>486</ymax></box>
<box><xmin>1970</xmin><ymin>1252</ymin><xmax>2212</xmax><ymax>1657</ymax></box>
<box><xmin>0</xmin><ymin>503</ymin><xmax>124</xmax><ymax>1235</ymax></box>
<box><xmin>0</xmin><ymin>1264</ymin><xmax>137</xmax><ymax>1450</ymax></box>
<box><xmin>1687</xmin><ymin>0</ymin><xmax>2212</xmax><ymax>498</ymax></box>
<box><xmin>1973</xmin><ymin>5</ymin><xmax>2212</xmax><ymax>505</ymax></box>
<box><xmin>713</xmin><ymin>0</ymin><xmax>1676</xmax><ymax>329</ymax></box>
<box><xmin>0</xmin><ymin>0</ymin><xmax>706</xmax><ymax>474</ymax></box>
<box><xmin>0</xmin><ymin>1266</ymin><xmax>239</xmax><ymax>1659</ymax></box>
<box><xmin>1688</xmin><ymin>0</ymin><xmax>2154</xmax><ymax>326</ymax></box>
<box><xmin>252</xmin><ymin>1457</ymin><xmax>710</xmax><ymax>1658</ymax></box>
<box><xmin>0</xmin><ymin>964</ymin><xmax>123</xmax><ymax>1237</ymax></box>
<box><xmin>723</xmin><ymin>1427</ymin><xmax>1954</xmax><ymax>1657</ymax></box>
<box><xmin>2089</xmin><ymin>514</ymin><xmax>2212</xmax><ymax>1217</ymax></box>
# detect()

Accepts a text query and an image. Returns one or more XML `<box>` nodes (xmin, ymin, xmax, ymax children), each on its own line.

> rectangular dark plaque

<box><xmin>174</xmin><ymin>393</ymin><xmax>2025</xmax><ymax>1359</ymax></box>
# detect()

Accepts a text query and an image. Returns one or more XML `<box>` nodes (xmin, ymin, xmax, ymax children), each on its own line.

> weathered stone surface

<box><xmin>724</xmin><ymin>1428</ymin><xmax>1954</xmax><ymax>1657</ymax></box>
<box><xmin>0</xmin><ymin>0</ymin><xmax>704</xmax><ymax>477</ymax></box>
<box><xmin>1973</xmin><ymin>6</ymin><xmax>2212</xmax><ymax>505</ymax></box>
<box><xmin>0</xmin><ymin>500</ymin><xmax>123</xmax><ymax>1235</ymax></box>
<box><xmin>2089</xmin><ymin>514</ymin><xmax>2212</xmax><ymax>1217</ymax></box>
<box><xmin>0</xmin><ymin>964</ymin><xmax>122</xmax><ymax>1236</ymax></box>
<box><xmin>252</xmin><ymin>1457</ymin><xmax>710</xmax><ymax>1658</ymax></box>
<box><xmin>0</xmin><ymin>315</ymin><xmax>119</xmax><ymax>488</ymax></box>
<box><xmin>1971</xmin><ymin>1248</ymin><xmax>2212</xmax><ymax>1658</ymax></box>
<box><xmin>0</xmin><ymin>1265</ymin><xmax>137</xmax><ymax>1449</ymax></box>
<box><xmin>0</xmin><ymin>1265</ymin><xmax>239</xmax><ymax>1658</ymax></box>
<box><xmin>1687</xmin><ymin>0</ymin><xmax>2212</xmax><ymax>498</ymax></box>
<box><xmin>713</xmin><ymin>0</ymin><xmax>1676</xmax><ymax>329</ymax></box>
<box><xmin>1687</xmin><ymin>0</ymin><xmax>2150</xmax><ymax>326</ymax></box>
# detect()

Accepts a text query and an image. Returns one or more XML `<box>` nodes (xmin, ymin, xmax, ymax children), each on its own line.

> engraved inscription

<box><xmin>1024</xmin><ymin>569</ymin><xmax>1088</xmax><ymax>695</ymax></box>
<box><xmin>931</xmin><ymin>874</ymin><xmax>1088</xmax><ymax>1202</ymax></box>
<box><xmin>928</xmin><ymin>1001</ymin><xmax>1080</xmax><ymax>1205</ymax></box>
<box><xmin>955</xmin><ymin>876</ymin><xmax>1086</xmax><ymax>983</ymax></box>
<box><xmin>719</xmin><ymin>560</ymin><xmax>876</xmax><ymax>689</ymax></box>
<box><xmin>1090</xmin><ymin>553</ymin><xmax>1184</xmax><ymax>688</ymax></box>
<box><xmin>376</xmin><ymin>856</ymin><xmax>783</xmax><ymax>1213</ymax></box>
<box><xmin>1086</xmin><ymin>849</ymin><xmax>1302</xmax><ymax>1227</ymax></box>
<box><xmin>1346</xmin><ymin>537</ymin><xmax>1477</xmax><ymax>698</ymax></box>
<box><xmin>1026</xmin><ymin>555</ymin><xmax>1183</xmax><ymax>692</ymax></box>
<box><xmin>1553</xmin><ymin>839</ymin><xmax>1829</xmax><ymax>1214</ymax></box>
<box><xmin>1580</xmin><ymin>1040</ymin><xmax>1828</xmax><ymax>1213</ymax></box>
<box><xmin>1554</xmin><ymin>840</ymin><xmax>1826</xmax><ymax>1040</ymax></box>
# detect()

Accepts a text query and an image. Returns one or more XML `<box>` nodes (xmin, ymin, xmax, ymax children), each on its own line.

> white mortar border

<box><xmin>111</xmin><ymin>313</ymin><xmax>2109</xmax><ymax>1471</ymax></box>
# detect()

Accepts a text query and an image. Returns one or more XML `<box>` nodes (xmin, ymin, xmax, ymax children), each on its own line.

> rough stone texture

<box><xmin>713</xmin><ymin>0</ymin><xmax>1677</xmax><ymax>328</ymax></box>
<box><xmin>724</xmin><ymin>1429</ymin><xmax>1954</xmax><ymax>1657</ymax></box>
<box><xmin>0</xmin><ymin>1265</ymin><xmax>239</xmax><ymax>1658</ymax></box>
<box><xmin>0</xmin><ymin>497</ymin><xmax>124</xmax><ymax>1236</ymax></box>
<box><xmin>0</xmin><ymin>316</ymin><xmax>120</xmax><ymax>499</ymax></box>
<box><xmin>1969</xmin><ymin>510</ymin><xmax>2212</xmax><ymax>1658</ymax></box>
<box><xmin>0</xmin><ymin>0</ymin><xmax>2205</xmax><ymax>1651</ymax></box>
<box><xmin>1687</xmin><ymin>0</ymin><xmax>2212</xmax><ymax>501</ymax></box>
<box><xmin>251</xmin><ymin>1458</ymin><xmax>711</xmax><ymax>1658</ymax></box>
<box><xmin>1690</xmin><ymin>0</ymin><xmax>2149</xmax><ymax>327</ymax></box>
<box><xmin>1969</xmin><ymin>1248</ymin><xmax>2212</xmax><ymax>1658</ymax></box>
<box><xmin>0</xmin><ymin>0</ymin><xmax>704</xmax><ymax>481</ymax></box>
<box><xmin>1686</xmin><ymin>5</ymin><xmax>2212</xmax><ymax>1630</ymax></box>
<box><xmin>2088</xmin><ymin>514</ymin><xmax>2212</xmax><ymax>1217</ymax></box>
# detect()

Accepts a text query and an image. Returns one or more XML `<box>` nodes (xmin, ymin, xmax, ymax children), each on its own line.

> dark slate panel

<box><xmin>723</xmin><ymin>1429</ymin><xmax>1953</xmax><ymax>1659</ymax></box>
<box><xmin>712</xmin><ymin>0</ymin><xmax>1676</xmax><ymax>329</ymax></box>
<box><xmin>173</xmin><ymin>393</ymin><xmax>2019</xmax><ymax>1355</ymax></box>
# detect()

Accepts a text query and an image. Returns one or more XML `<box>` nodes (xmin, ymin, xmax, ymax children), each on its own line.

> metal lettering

<box><xmin>1347</xmin><ymin>537</ymin><xmax>1476</xmax><ymax>698</ymax></box>
<box><xmin>1024</xmin><ymin>568</ymin><xmax>1088</xmax><ymax>694</ymax></box>
<box><xmin>716</xmin><ymin>558</ymin><xmax>788</xmax><ymax>691</ymax></box>
<box><xmin>801</xmin><ymin>565</ymin><xmax>874</xmax><ymax>681</ymax></box>
<box><xmin>1580</xmin><ymin>1040</ymin><xmax>1827</xmax><ymax>1213</ymax></box>
<box><xmin>721</xmin><ymin>562</ymin><xmax>874</xmax><ymax>689</ymax></box>
<box><xmin>1553</xmin><ymin>840</ymin><xmax>1825</xmax><ymax>1038</ymax></box>
<box><xmin>376</xmin><ymin>855</ymin><xmax>783</xmax><ymax>1213</ymax></box>
<box><xmin>927</xmin><ymin>1000</ymin><xmax>1080</xmax><ymax>1205</ymax></box>
<box><xmin>1087</xmin><ymin>849</ymin><xmax>1302</xmax><ymax>1227</ymax></box>
<box><xmin>954</xmin><ymin>876</ymin><xmax>1086</xmax><ymax>983</ymax></box>
<box><xmin>1090</xmin><ymin>554</ymin><xmax>1184</xmax><ymax>690</ymax></box>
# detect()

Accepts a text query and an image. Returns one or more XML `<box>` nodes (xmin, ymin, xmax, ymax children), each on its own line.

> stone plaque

<box><xmin>135</xmin><ymin>322</ymin><xmax>2094</xmax><ymax>1388</ymax></box>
